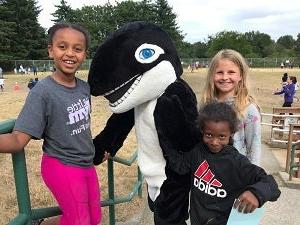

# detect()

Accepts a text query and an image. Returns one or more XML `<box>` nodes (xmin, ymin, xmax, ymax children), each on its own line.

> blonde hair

<box><xmin>201</xmin><ymin>49</ymin><xmax>258</xmax><ymax>118</ymax></box>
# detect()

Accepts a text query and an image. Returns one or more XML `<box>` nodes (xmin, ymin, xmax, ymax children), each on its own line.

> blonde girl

<box><xmin>201</xmin><ymin>49</ymin><xmax>261</xmax><ymax>165</ymax></box>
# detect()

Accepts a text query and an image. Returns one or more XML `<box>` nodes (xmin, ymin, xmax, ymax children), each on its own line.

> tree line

<box><xmin>1</xmin><ymin>0</ymin><xmax>300</xmax><ymax>69</ymax></box>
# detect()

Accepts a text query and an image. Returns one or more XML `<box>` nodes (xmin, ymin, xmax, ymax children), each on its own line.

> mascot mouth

<box><xmin>103</xmin><ymin>74</ymin><xmax>142</xmax><ymax>107</ymax></box>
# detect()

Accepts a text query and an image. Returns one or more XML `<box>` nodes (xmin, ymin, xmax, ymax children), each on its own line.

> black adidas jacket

<box><xmin>166</xmin><ymin>143</ymin><xmax>281</xmax><ymax>225</ymax></box>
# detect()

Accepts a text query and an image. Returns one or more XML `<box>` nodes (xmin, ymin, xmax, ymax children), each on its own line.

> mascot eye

<box><xmin>135</xmin><ymin>43</ymin><xmax>165</xmax><ymax>64</ymax></box>
<box><xmin>139</xmin><ymin>48</ymin><xmax>155</xmax><ymax>59</ymax></box>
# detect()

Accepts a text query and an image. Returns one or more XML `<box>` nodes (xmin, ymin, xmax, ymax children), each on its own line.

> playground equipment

<box><xmin>261</xmin><ymin>107</ymin><xmax>300</xmax><ymax>180</ymax></box>
<box><xmin>287</xmin><ymin>124</ymin><xmax>300</xmax><ymax>181</ymax></box>
<box><xmin>0</xmin><ymin>119</ymin><xmax>143</xmax><ymax>225</ymax></box>
<box><xmin>261</xmin><ymin>107</ymin><xmax>300</xmax><ymax>146</ymax></box>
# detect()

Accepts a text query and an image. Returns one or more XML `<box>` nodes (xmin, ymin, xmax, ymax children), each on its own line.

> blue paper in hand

<box><xmin>227</xmin><ymin>199</ymin><xmax>264</xmax><ymax>225</ymax></box>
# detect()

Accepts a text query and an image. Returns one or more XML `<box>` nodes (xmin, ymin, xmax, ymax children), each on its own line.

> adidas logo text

<box><xmin>194</xmin><ymin>177</ymin><xmax>227</xmax><ymax>197</ymax></box>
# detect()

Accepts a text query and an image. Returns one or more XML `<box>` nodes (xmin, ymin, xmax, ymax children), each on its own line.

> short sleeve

<box><xmin>14</xmin><ymin>91</ymin><xmax>47</xmax><ymax>139</ymax></box>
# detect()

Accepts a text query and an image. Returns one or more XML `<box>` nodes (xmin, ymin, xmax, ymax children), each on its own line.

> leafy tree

<box><xmin>272</xmin><ymin>43</ymin><xmax>295</xmax><ymax>57</ymax></box>
<box><xmin>244</xmin><ymin>31</ymin><xmax>274</xmax><ymax>57</ymax></box>
<box><xmin>0</xmin><ymin>3</ymin><xmax>17</xmax><ymax>60</ymax></box>
<box><xmin>75</xmin><ymin>4</ymin><xmax>117</xmax><ymax>57</ymax></box>
<box><xmin>192</xmin><ymin>41</ymin><xmax>209</xmax><ymax>58</ymax></box>
<box><xmin>294</xmin><ymin>33</ymin><xmax>300</xmax><ymax>55</ymax></box>
<box><xmin>114</xmin><ymin>0</ymin><xmax>156</xmax><ymax>25</ymax></box>
<box><xmin>153</xmin><ymin>0</ymin><xmax>184</xmax><ymax>46</ymax></box>
<box><xmin>1</xmin><ymin>0</ymin><xmax>47</xmax><ymax>59</ymax></box>
<box><xmin>51</xmin><ymin>1</ymin><xmax>113</xmax><ymax>57</ymax></box>
<box><xmin>51</xmin><ymin>0</ymin><xmax>76</xmax><ymax>23</ymax></box>
<box><xmin>110</xmin><ymin>0</ymin><xmax>184</xmax><ymax>55</ymax></box>
<box><xmin>71</xmin><ymin>0</ymin><xmax>184</xmax><ymax>57</ymax></box>
<box><xmin>178</xmin><ymin>42</ymin><xmax>194</xmax><ymax>58</ymax></box>
<box><xmin>276</xmin><ymin>35</ymin><xmax>295</xmax><ymax>49</ymax></box>
<box><xmin>207</xmin><ymin>31</ymin><xmax>253</xmax><ymax>57</ymax></box>
<box><xmin>2</xmin><ymin>0</ymin><xmax>300</xmax><ymax>60</ymax></box>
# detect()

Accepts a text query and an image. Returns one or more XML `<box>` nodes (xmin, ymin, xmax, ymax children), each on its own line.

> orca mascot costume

<box><xmin>88</xmin><ymin>21</ymin><xmax>200</xmax><ymax>225</ymax></box>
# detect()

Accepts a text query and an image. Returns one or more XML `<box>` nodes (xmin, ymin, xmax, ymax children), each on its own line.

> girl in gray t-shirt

<box><xmin>0</xmin><ymin>23</ymin><xmax>104</xmax><ymax>225</ymax></box>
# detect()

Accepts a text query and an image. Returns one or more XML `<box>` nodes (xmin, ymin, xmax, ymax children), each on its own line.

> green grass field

<box><xmin>0</xmin><ymin>68</ymin><xmax>299</xmax><ymax>224</ymax></box>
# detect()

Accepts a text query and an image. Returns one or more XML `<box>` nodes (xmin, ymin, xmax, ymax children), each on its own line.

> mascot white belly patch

<box><xmin>135</xmin><ymin>99</ymin><xmax>166</xmax><ymax>201</ymax></box>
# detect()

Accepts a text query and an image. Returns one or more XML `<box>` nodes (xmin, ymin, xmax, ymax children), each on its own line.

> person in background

<box><xmin>0</xmin><ymin>77</ymin><xmax>4</xmax><ymax>92</ymax></box>
<box><xmin>0</xmin><ymin>66</ymin><xmax>3</xmax><ymax>91</ymax></box>
<box><xmin>281</xmin><ymin>73</ymin><xmax>288</xmax><ymax>87</ymax></box>
<box><xmin>0</xmin><ymin>22</ymin><xmax>104</xmax><ymax>225</ymax></box>
<box><xmin>19</xmin><ymin>64</ymin><xmax>25</xmax><ymax>74</ymax></box>
<box><xmin>27</xmin><ymin>66</ymin><xmax>31</xmax><ymax>74</ymax></box>
<box><xmin>33</xmin><ymin>64</ymin><xmax>38</xmax><ymax>76</ymax></box>
<box><xmin>274</xmin><ymin>75</ymin><xmax>296</xmax><ymax>107</ymax></box>
<box><xmin>164</xmin><ymin>102</ymin><xmax>281</xmax><ymax>225</ymax></box>
<box><xmin>201</xmin><ymin>49</ymin><xmax>261</xmax><ymax>166</ymax></box>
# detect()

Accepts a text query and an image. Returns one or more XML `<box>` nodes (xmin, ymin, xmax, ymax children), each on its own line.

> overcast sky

<box><xmin>37</xmin><ymin>0</ymin><xmax>300</xmax><ymax>43</ymax></box>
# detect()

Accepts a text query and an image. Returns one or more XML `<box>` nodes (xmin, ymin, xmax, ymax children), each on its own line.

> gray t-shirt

<box><xmin>14</xmin><ymin>76</ymin><xmax>95</xmax><ymax>167</ymax></box>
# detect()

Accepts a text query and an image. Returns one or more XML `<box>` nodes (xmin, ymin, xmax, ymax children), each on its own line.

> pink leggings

<box><xmin>41</xmin><ymin>154</ymin><xmax>102</xmax><ymax>225</ymax></box>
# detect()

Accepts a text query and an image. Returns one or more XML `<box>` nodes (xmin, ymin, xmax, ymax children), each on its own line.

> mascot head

<box><xmin>88</xmin><ymin>21</ymin><xmax>183</xmax><ymax>113</ymax></box>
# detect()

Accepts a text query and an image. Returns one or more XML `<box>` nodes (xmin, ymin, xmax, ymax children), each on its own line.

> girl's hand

<box><xmin>234</xmin><ymin>190</ymin><xmax>259</xmax><ymax>213</ymax></box>
<box><xmin>102</xmin><ymin>151</ymin><xmax>110</xmax><ymax>162</ymax></box>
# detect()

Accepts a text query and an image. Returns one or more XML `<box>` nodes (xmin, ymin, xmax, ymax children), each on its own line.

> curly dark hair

<box><xmin>197</xmin><ymin>101</ymin><xmax>239</xmax><ymax>144</ymax></box>
<box><xmin>47</xmin><ymin>22</ymin><xmax>90</xmax><ymax>50</ymax></box>
<box><xmin>282</xmin><ymin>73</ymin><xmax>288</xmax><ymax>83</ymax></box>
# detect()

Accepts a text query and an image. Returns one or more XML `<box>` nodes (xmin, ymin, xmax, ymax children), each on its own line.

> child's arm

<box><xmin>238</xmin><ymin>158</ymin><xmax>281</xmax><ymax>210</ymax></box>
<box><xmin>0</xmin><ymin>131</ymin><xmax>31</xmax><ymax>153</ymax></box>
<box><xmin>93</xmin><ymin>109</ymin><xmax>134</xmax><ymax>165</ymax></box>
<box><xmin>161</xmin><ymin>137</ymin><xmax>194</xmax><ymax>175</ymax></box>
<box><xmin>246</xmin><ymin>173</ymin><xmax>281</xmax><ymax>206</ymax></box>
<box><xmin>273</xmin><ymin>87</ymin><xmax>284</xmax><ymax>95</ymax></box>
